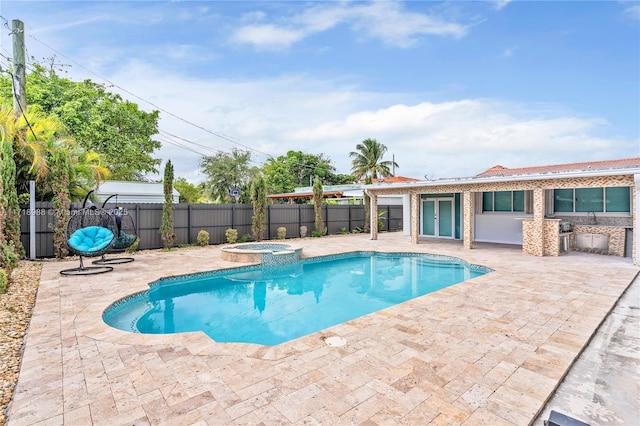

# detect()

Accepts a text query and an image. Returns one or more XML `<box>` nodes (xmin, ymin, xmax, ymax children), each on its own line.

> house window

<box><xmin>553</xmin><ymin>187</ymin><xmax>630</xmax><ymax>213</ymax></box>
<box><xmin>482</xmin><ymin>191</ymin><xmax>525</xmax><ymax>212</ymax></box>
<box><xmin>606</xmin><ymin>187</ymin><xmax>631</xmax><ymax>212</ymax></box>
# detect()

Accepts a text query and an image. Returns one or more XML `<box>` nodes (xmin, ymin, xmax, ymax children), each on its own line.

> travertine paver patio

<box><xmin>6</xmin><ymin>233</ymin><xmax>639</xmax><ymax>425</ymax></box>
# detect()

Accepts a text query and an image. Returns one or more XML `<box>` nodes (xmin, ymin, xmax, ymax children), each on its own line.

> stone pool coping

<box><xmin>7</xmin><ymin>233</ymin><xmax>639</xmax><ymax>425</ymax></box>
<box><xmin>221</xmin><ymin>242</ymin><xmax>304</xmax><ymax>264</ymax></box>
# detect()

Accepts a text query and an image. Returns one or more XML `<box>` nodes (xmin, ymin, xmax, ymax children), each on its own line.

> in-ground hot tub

<box><xmin>221</xmin><ymin>242</ymin><xmax>302</xmax><ymax>266</ymax></box>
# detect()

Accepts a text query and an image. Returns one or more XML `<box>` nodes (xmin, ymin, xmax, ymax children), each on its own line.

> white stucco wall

<box><xmin>474</xmin><ymin>213</ymin><xmax>532</xmax><ymax>245</ymax></box>
<box><xmin>96</xmin><ymin>181</ymin><xmax>180</xmax><ymax>204</ymax></box>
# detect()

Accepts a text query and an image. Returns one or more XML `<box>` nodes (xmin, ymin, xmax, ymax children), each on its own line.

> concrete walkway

<box><xmin>6</xmin><ymin>233</ymin><xmax>640</xmax><ymax>425</ymax></box>
<box><xmin>534</xmin><ymin>274</ymin><xmax>640</xmax><ymax>425</ymax></box>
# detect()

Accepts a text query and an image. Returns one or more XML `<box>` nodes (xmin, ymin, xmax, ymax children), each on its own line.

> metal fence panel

<box><xmin>268</xmin><ymin>205</ymin><xmax>301</xmax><ymax>239</ymax></box>
<box><xmin>19</xmin><ymin>202</ymin><xmax>402</xmax><ymax>257</ymax></box>
<box><xmin>326</xmin><ymin>205</ymin><xmax>350</xmax><ymax>234</ymax></box>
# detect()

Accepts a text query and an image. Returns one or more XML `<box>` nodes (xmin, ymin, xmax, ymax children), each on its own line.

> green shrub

<box><xmin>125</xmin><ymin>237</ymin><xmax>140</xmax><ymax>254</ymax></box>
<box><xmin>225</xmin><ymin>228</ymin><xmax>238</xmax><ymax>244</ymax></box>
<box><xmin>197</xmin><ymin>230</ymin><xmax>210</xmax><ymax>246</ymax></box>
<box><xmin>1</xmin><ymin>242</ymin><xmax>18</xmax><ymax>273</ymax></box>
<box><xmin>0</xmin><ymin>268</ymin><xmax>7</xmax><ymax>295</ymax></box>
<box><xmin>276</xmin><ymin>227</ymin><xmax>287</xmax><ymax>240</ymax></box>
<box><xmin>17</xmin><ymin>193</ymin><xmax>30</xmax><ymax>205</ymax></box>
<box><xmin>311</xmin><ymin>228</ymin><xmax>327</xmax><ymax>238</ymax></box>
<box><xmin>238</xmin><ymin>234</ymin><xmax>252</xmax><ymax>243</ymax></box>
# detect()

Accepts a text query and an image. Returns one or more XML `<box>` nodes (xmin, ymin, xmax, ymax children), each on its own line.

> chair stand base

<box><xmin>60</xmin><ymin>265</ymin><xmax>114</xmax><ymax>276</ymax></box>
<box><xmin>93</xmin><ymin>256</ymin><xmax>135</xmax><ymax>265</ymax></box>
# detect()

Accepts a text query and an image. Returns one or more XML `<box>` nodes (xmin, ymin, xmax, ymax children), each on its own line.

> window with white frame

<box><xmin>482</xmin><ymin>190</ymin><xmax>526</xmax><ymax>212</ymax></box>
<box><xmin>553</xmin><ymin>187</ymin><xmax>630</xmax><ymax>213</ymax></box>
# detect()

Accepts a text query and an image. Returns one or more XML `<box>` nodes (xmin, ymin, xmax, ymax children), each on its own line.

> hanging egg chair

<box><xmin>59</xmin><ymin>204</ymin><xmax>118</xmax><ymax>276</ymax></box>
<box><xmin>93</xmin><ymin>194</ymin><xmax>138</xmax><ymax>265</ymax></box>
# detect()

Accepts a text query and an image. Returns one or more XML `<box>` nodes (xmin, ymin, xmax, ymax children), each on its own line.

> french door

<box><xmin>421</xmin><ymin>198</ymin><xmax>454</xmax><ymax>238</ymax></box>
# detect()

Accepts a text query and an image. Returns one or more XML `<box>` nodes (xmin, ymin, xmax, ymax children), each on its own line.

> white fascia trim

<box><xmin>365</xmin><ymin>167</ymin><xmax>640</xmax><ymax>193</ymax></box>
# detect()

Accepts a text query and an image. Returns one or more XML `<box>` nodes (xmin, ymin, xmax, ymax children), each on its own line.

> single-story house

<box><xmin>267</xmin><ymin>177</ymin><xmax>420</xmax><ymax>205</ymax></box>
<box><xmin>364</xmin><ymin>158</ymin><xmax>640</xmax><ymax>265</ymax></box>
<box><xmin>95</xmin><ymin>181</ymin><xmax>180</xmax><ymax>204</ymax></box>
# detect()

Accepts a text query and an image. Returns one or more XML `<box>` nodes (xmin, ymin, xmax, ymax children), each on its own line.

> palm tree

<box><xmin>3</xmin><ymin>104</ymin><xmax>110</xmax><ymax>257</ymax></box>
<box><xmin>349</xmin><ymin>138</ymin><xmax>399</xmax><ymax>181</ymax></box>
<box><xmin>12</xmin><ymin>106</ymin><xmax>109</xmax><ymax>201</ymax></box>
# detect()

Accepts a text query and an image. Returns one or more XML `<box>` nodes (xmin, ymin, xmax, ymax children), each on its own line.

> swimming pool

<box><xmin>103</xmin><ymin>251</ymin><xmax>491</xmax><ymax>346</ymax></box>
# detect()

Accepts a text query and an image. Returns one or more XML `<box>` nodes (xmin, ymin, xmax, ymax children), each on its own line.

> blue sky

<box><xmin>0</xmin><ymin>0</ymin><xmax>638</xmax><ymax>183</ymax></box>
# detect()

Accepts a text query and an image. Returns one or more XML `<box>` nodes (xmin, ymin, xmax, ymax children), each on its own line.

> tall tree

<box><xmin>349</xmin><ymin>138</ymin><xmax>399</xmax><ymax>181</ymax></box>
<box><xmin>0</xmin><ymin>112</ymin><xmax>21</xmax><ymax>260</ymax></box>
<box><xmin>312</xmin><ymin>176</ymin><xmax>325</xmax><ymax>235</ymax></box>
<box><xmin>0</xmin><ymin>119</ymin><xmax>20</xmax><ymax>275</ymax></box>
<box><xmin>262</xmin><ymin>157</ymin><xmax>296</xmax><ymax>195</ymax></box>
<box><xmin>200</xmin><ymin>148</ymin><xmax>257</xmax><ymax>203</ymax></box>
<box><xmin>49</xmin><ymin>147</ymin><xmax>71</xmax><ymax>258</ymax></box>
<box><xmin>11</xmin><ymin>106</ymin><xmax>108</xmax><ymax>201</ymax></box>
<box><xmin>1</xmin><ymin>102</ymin><xmax>109</xmax><ymax>263</ymax></box>
<box><xmin>250</xmin><ymin>176</ymin><xmax>267</xmax><ymax>242</ymax></box>
<box><xmin>0</xmin><ymin>63</ymin><xmax>161</xmax><ymax>181</ymax></box>
<box><xmin>174</xmin><ymin>177</ymin><xmax>203</xmax><ymax>203</ymax></box>
<box><xmin>160</xmin><ymin>160</ymin><xmax>175</xmax><ymax>249</ymax></box>
<box><xmin>262</xmin><ymin>150</ymin><xmax>355</xmax><ymax>197</ymax></box>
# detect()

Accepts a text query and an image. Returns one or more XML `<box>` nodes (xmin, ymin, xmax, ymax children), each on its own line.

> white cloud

<box><xmin>231</xmin><ymin>2</ymin><xmax>469</xmax><ymax>50</ymax></box>
<box><xmin>106</xmin><ymin>61</ymin><xmax>637</xmax><ymax>183</ymax></box>
<box><xmin>501</xmin><ymin>47</ymin><xmax>516</xmax><ymax>57</ymax></box>
<box><xmin>624</xmin><ymin>4</ymin><xmax>640</xmax><ymax>20</ymax></box>
<box><xmin>231</xmin><ymin>24</ymin><xmax>304</xmax><ymax>49</ymax></box>
<box><xmin>494</xmin><ymin>0</ymin><xmax>513</xmax><ymax>11</ymax></box>
<box><xmin>351</xmin><ymin>2</ymin><xmax>468</xmax><ymax>47</ymax></box>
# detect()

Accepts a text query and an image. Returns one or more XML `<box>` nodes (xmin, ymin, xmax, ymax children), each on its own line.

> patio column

<box><xmin>633</xmin><ymin>174</ymin><xmax>639</xmax><ymax>265</ymax></box>
<box><xmin>531</xmin><ymin>187</ymin><xmax>545</xmax><ymax>256</ymax></box>
<box><xmin>370</xmin><ymin>192</ymin><xmax>378</xmax><ymax>240</ymax></box>
<box><xmin>463</xmin><ymin>191</ymin><xmax>473</xmax><ymax>250</ymax></box>
<box><xmin>402</xmin><ymin>194</ymin><xmax>411</xmax><ymax>236</ymax></box>
<box><xmin>411</xmin><ymin>193</ymin><xmax>420</xmax><ymax>244</ymax></box>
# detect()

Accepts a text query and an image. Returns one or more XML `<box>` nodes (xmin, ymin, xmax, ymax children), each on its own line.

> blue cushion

<box><xmin>68</xmin><ymin>226</ymin><xmax>114</xmax><ymax>253</ymax></box>
<box><xmin>113</xmin><ymin>231</ymin><xmax>137</xmax><ymax>249</ymax></box>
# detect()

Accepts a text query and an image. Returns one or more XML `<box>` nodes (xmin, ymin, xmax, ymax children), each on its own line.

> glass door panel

<box><xmin>438</xmin><ymin>200</ymin><xmax>453</xmax><ymax>237</ymax></box>
<box><xmin>422</xmin><ymin>201</ymin><xmax>435</xmax><ymax>236</ymax></box>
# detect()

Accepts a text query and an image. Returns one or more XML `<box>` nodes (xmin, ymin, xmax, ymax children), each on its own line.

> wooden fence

<box><xmin>19</xmin><ymin>203</ymin><xmax>403</xmax><ymax>258</ymax></box>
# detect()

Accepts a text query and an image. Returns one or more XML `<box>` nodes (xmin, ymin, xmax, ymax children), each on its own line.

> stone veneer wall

<box><xmin>368</xmin><ymin>174</ymin><xmax>636</xmax><ymax>261</ymax></box>
<box><xmin>463</xmin><ymin>191</ymin><xmax>473</xmax><ymax>249</ymax></box>
<box><xmin>543</xmin><ymin>220</ymin><xmax>561</xmax><ymax>256</ymax></box>
<box><xmin>522</xmin><ymin>219</ymin><xmax>562</xmax><ymax>256</ymax></box>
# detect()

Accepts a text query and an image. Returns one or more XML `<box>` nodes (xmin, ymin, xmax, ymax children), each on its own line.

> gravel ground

<box><xmin>0</xmin><ymin>261</ymin><xmax>42</xmax><ymax>426</ymax></box>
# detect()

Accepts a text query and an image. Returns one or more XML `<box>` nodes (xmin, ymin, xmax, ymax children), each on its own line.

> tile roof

<box><xmin>370</xmin><ymin>176</ymin><xmax>421</xmax><ymax>183</ymax></box>
<box><xmin>476</xmin><ymin>158</ymin><xmax>640</xmax><ymax>178</ymax></box>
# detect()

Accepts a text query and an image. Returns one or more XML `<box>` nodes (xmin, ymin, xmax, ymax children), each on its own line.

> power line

<box><xmin>23</xmin><ymin>31</ymin><xmax>338</xmax><ymax>176</ymax></box>
<box><xmin>1</xmin><ymin>20</ymin><xmax>352</xmax><ymax>179</ymax></box>
<box><xmin>26</xmin><ymin>31</ymin><xmax>275</xmax><ymax>160</ymax></box>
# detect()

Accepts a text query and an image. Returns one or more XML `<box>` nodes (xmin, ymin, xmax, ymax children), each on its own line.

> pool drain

<box><xmin>324</xmin><ymin>336</ymin><xmax>346</xmax><ymax>347</ymax></box>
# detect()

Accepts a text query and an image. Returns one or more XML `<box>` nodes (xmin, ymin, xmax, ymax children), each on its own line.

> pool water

<box><xmin>103</xmin><ymin>252</ymin><xmax>491</xmax><ymax>346</ymax></box>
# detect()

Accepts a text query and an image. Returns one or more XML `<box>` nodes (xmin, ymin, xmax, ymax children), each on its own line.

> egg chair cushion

<box><xmin>68</xmin><ymin>226</ymin><xmax>115</xmax><ymax>256</ymax></box>
<box><xmin>112</xmin><ymin>230</ymin><xmax>137</xmax><ymax>250</ymax></box>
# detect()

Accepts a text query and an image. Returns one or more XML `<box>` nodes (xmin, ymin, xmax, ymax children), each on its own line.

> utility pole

<box><xmin>12</xmin><ymin>19</ymin><xmax>26</xmax><ymax>117</ymax></box>
<box><xmin>11</xmin><ymin>20</ymin><xmax>34</xmax><ymax>259</ymax></box>
<box><xmin>392</xmin><ymin>154</ymin><xmax>395</xmax><ymax>176</ymax></box>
